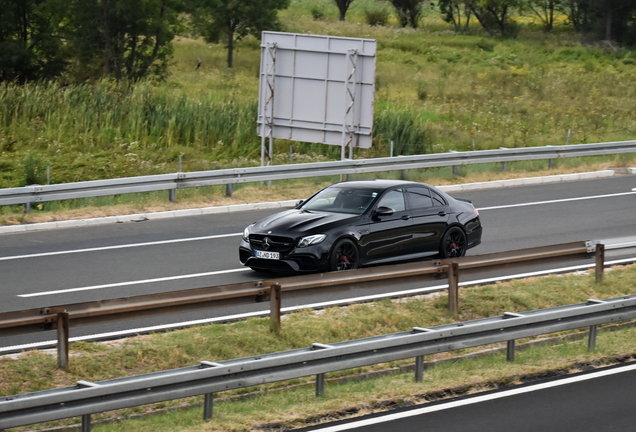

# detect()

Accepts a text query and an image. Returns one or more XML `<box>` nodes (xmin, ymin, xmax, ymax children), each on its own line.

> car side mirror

<box><xmin>295</xmin><ymin>200</ymin><xmax>304</xmax><ymax>209</ymax></box>
<box><xmin>374</xmin><ymin>206</ymin><xmax>394</xmax><ymax>217</ymax></box>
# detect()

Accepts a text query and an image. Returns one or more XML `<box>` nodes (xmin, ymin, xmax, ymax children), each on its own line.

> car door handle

<box><xmin>438</xmin><ymin>211</ymin><xmax>447</xmax><ymax>217</ymax></box>
<box><xmin>401</xmin><ymin>215</ymin><xmax>410</xmax><ymax>220</ymax></box>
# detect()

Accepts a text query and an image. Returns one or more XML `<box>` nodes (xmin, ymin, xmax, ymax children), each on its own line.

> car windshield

<box><xmin>301</xmin><ymin>187</ymin><xmax>379</xmax><ymax>214</ymax></box>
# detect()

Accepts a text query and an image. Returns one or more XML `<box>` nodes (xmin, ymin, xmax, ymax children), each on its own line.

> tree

<box><xmin>597</xmin><ymin>0</ymin><xmax>636</xmax><ymax>43</ymax></box>
<box><xmin>524</xmin><ymin>0</ymin><xmax>560</xmax><ymax>32</ymax></box>
<box><xmin>0</xmin><ymin>0</ymin><xmax>67</xmax><ymax>82</ymax></box>
<box><xmin>68</xmin><ymin>0</ymin><xmax>181</xmax><ymax>82</ymax></box>
<box><xmin>390</xmin><ymin>0</ymin><xmax>424</xmax><ymax>28</ymax></box>
<box><xmin>439</xmin><ymin>0</ymin><xmax>472</xmax><ymax>32</ymax></box>
<box><xmin>334</xmin><ymin>0</ymin><xmax>355</xmax><ymax>21</ymax></box>
<box><xmin>564</xmin><ymin>0</ymin><xmax>591</xmax><ymax>32</ymax></box>
<box><xmin>467</xmin><ymin>0</ymin><xmax>519</xmax><ymax>37</ymax></box>
<box><xmin>193</xmin><ymin>0</ymin><xmax>289</xmax><ymax>69</ymax></box>
<box><xmin>564</xmin><ymin>0</ymin><xmax>636</xmax><ymax>45</ymax></box>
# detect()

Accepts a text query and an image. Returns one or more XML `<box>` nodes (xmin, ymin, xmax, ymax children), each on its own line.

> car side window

<box><xmin>377</xmin><ymin>188</ymin><xmax>406</xmax><ymax>212</ymax></box>
<box><xmin>431</xmin><ymin>190</ymin><xmax>447</xmax><ymax>206</ymax></box>
<box><xmin>407</xmin><ymin>187</ymin><xmax>433</xmax><ymax>209</ymax></box>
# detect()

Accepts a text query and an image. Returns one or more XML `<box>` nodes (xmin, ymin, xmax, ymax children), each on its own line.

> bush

<box><xmin>373</xmin><ymin>108</ymin><xmax>432</xmax><ymax>156</ymax></box>
<box><xmin>310</xmin><ymin>6</ymin><xmax>325</xmax><ymax>20</ymax></box>
<box><xmin>416</xmin><ymin>83</ymin><xmax>428</xmax><ymax>100</ymax></box>
<box><xmin>364</xmin><ymin>7</ymin><xmax>390</xmax><ymax>26</ymax></box>
<box><xmin>23</xmin><ymin>152</ymin><xmax>47</xmax><ymax>186</ymax></box>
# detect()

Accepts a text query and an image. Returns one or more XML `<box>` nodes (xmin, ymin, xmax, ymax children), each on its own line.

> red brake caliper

<box><xmin>343</xmin><ymin>256</ymin><xmax>349</xmax><ymax>263</ymax></box>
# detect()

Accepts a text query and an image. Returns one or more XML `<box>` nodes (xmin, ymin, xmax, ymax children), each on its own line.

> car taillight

<box><xmin>473</xmin><ymin>208</ymin><xmax>480</xmax><ymax>217</ymax></box>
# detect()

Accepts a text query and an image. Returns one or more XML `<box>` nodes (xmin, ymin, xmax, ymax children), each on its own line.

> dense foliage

<box><xmin>2</xmin><ymin>0</ymin><xmax>636</xmax><ymax>82</ymax></box>
<box><xmin>1</xmin><ymin>0</ymin><xmax>636</xmax><ymax>193</ymax></box>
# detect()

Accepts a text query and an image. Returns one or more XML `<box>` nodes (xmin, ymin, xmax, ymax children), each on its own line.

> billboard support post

<box><xmin>342</xmin><ymin>49</ymin><xmax>358</xmax><ymax>161</ymax></box>
<box><xmin>261</xmin><ymin>42</ymin><xmax>277</xmax><ymax>169</ymax></box>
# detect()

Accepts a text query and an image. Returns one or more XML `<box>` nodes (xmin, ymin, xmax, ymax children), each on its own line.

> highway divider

<box><xmin>1</xmin><ymin>287</ymin><xmax>635</xmax><ymax>429</ymax></box>
<box><xmin>0</xmin><ymin>240</ymin><xmax>616</xmax><ymax>369</ymax></box>
<box><xmin>1</xmin><ymin>140</ymin><xmax>635</xmax><ymax>209</ymax></box>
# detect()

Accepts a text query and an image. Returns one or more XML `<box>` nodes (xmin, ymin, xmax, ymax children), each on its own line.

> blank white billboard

<box><xmin>257</xmin><ymin>31</ymin><xmax>377</xmax><ymax>149</ymax></box>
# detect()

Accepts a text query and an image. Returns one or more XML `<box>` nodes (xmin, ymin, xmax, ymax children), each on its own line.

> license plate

<box><xmin>255</xmin><ymin>250</ymin><xmax>280</xmax><ymax>260</ymax></box>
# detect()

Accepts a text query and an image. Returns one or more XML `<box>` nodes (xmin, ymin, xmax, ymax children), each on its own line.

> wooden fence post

<box><xmin>270</xmin><ymin>284</ymin><xmax>281</xmax><ymax>333</ymax></box>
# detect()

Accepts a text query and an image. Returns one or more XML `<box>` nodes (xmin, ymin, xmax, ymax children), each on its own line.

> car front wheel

<box><xmin>330</xmin><ymin>239</ymin><xmax>359</xmax><ymax>271</ymax></box>
<box><xmin>439</xmin><ymin>227</ymin><xmax>467</xmax><ymax>258</ymax></box>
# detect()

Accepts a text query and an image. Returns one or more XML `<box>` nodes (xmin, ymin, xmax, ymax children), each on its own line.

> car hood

<box><xmin>251</xmin><ymin>209</ymin><xmax>360</xmax><ymax>236</ymax></box>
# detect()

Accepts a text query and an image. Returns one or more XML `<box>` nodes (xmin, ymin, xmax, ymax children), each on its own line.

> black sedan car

<box><xmin>239</xmin><ymin>179</ymin><xmax>482</xmax><ymax>273</ymax></box>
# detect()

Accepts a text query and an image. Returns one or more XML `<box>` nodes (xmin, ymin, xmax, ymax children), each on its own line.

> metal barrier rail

<box><xmin>0</xmin><ymin>241</ymin><xmax>605</xmax><ymax>370</ymax></box>
<box><xmin>2</xmin><ymin>292</ymin><xmax>635</xmax><ymax>430</ymax></box>
<box><xmin>1</xmin><ymin>140</ymin><xmax>635</xmax><ymax>206</ymax></box>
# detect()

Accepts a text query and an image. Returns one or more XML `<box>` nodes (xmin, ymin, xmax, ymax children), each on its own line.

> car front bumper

<box><xmin>239</xmin><ymin>238</ymin><xmax>331</xmax><ymax>273</ymax></box>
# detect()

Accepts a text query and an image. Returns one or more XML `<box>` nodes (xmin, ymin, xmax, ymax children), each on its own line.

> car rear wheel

<box><xmin>330</xmin><ymin>239</ymin><xmax>359</xmax><ymax>271</ymax></box>
<box><xmin>439</xmin><ymin>227</ymin><xmax>467</xmax><ymax>258</ymax></box>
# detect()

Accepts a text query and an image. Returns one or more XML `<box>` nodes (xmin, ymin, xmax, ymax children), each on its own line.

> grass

<box><xmin>1</xmin><ymin>2</ymin><xmax>635</xmax><ymax>191</ymax></box>
<box><xmin>3</xmin><ymin>263</ymin><xmax>636</xmax><ymax>430</ymax></box>
<box><xmin>1</xmin><ymin>2</ymin><xmax>636</xmax><ymax>224</ymax></box>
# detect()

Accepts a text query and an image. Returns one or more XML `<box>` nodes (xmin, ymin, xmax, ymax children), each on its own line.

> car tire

<box><xmin>330</xmin><ymin>239</ymin><xmax>359</xmax><ymax>271</ymax></box>
<box><xmin>439</xmin><ymin>227</ymin><xmax>467</xmax><ymax>258</ymax></box>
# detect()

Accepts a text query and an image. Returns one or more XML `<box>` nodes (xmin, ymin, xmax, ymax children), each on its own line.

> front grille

<box><xmin>249</xmin><ymin>234</ymin><xmax>295</xmax><ymax>253</ymax></box>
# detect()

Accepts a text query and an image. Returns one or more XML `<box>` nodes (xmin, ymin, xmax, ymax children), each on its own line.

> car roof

<box><xmin>332</xmin><ymin>179</ymin><xmax>434</xmax><ymax>191</ymax></box>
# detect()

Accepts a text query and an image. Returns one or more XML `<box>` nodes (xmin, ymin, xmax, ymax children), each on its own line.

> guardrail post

<box><xmin>502</xmin><ymin>161</ymin><xmax>507</xmax><ymax>171</ymax></box>
<box><xmin>203</xmin><ymin>393</ymin><xmax>214</xmax><ymax>420</ymax></box>
<box><xmin>81</xmin><ymin>414</ymin><xmax>91</xmax><ymax>432</ymax></box>
<box><xmin>588</xmin><ymin>325</ymin><xmax>598</xmax><ymax>350</ymax></box>
<box><xmin>226</xmin><ymin>184</ymin><xmax>233</xmax><ymax>197</ymax></box>
<box><xmin>450</xmin><ymin>150</ymin><xmax>458</xmax><ymax>175</ymax></box>
<box><xmin>270</xmin><ymin>284</ymin><xmax>281</xmax><ymax>333</ymax></box>
<box><xmin>57</xmin><ymin>311</ymin><xmax>70</xmax><ymax>370</ymax></box>
<box><xmin>24</xmin><ymin>202</ymin><xmax>31</xmax><ymax>213</ymax></box>
<box><xmin>168</xmin><ymin>189</ymin><xmax>176</xmax><ymax>202</ymax></box>
<box><xmin>447</xmin><ymin>262</ymin><xmax>459</xmax><ymax>319</ymax></box>
<box><xmin>506</xmin><ymin>340</ymin><xmax>515</xmax><ymax>362</ymax></box>
<box><xmin>548</xmin><ymin>159</ymin><xmax>553</xmax><ymax>169</ymax></box>
<box><xmin>415</xmin><ymin>355</ymin><xmax>424</xmax><ymax>382</ymax></box>
<box><xmin>595</xmin><ymin>243</ymin><xmax>605</xmax><ymax>284</ymax></box>
<box><xmin>316</xmin><ymin>373</ymin><xmax>325</xmax><ymax>397</ymax></box>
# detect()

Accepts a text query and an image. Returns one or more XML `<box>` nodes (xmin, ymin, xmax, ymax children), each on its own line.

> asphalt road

<box><xmin>297</xmin><ymin>362</ymin><xmax>636</xmax><ymax>432</ymax></box>
<box><xmin>1</xmin><ymin>175</ymin><xmax>635</xmax><ymax>350</ymax></box>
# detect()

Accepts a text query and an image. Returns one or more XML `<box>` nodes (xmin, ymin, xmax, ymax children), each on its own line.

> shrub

<box><xmin>416</xmin><ymin>82</ymin><xmax>428</xmax><ymax>100</ymax></box>
<box><xmin>310</xmin><ymin>6</ymin><xmax>325</xmax><ymax>20</ymax></box>
<box><xmin>364</xmin><ymin>7</ymin><xmax>390</xmax><ymax>26</ymax></box>
<box><xmin>23</xmin><ymin>152</ymin><xmax>47</xmax><ymax>186</ymax></box>
<box><xmin>373</xmin><ymin>108</ymin><xmax>432</xmax><ymax>156</ymax></box>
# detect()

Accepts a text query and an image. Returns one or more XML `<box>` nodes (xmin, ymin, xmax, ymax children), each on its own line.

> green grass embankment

<box><xmin>3</xmin><ymin>263</ymin><xmax>636</xmax><ymax>431</ymax></box>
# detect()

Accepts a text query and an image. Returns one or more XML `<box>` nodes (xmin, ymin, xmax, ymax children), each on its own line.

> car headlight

<box><xmin>243</xmin><ymin>224</ymin><xmax>254</xmax><ymax>241</ymax></box>
<box><xmin>297</xmin><ymin>234</ymin><xmax>326</xmax><ymax>248</ymax></box>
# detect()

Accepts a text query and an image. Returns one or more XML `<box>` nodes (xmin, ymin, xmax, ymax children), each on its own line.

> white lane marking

<box><xmin>477</xmin><ymin>191</ymin><xmax>636</xmax><ymax>211</ymax></box>
<box><xmin>0</xmin><ymin>233</ymin><xmax>242</xmax><ymax>262</ymax></box>
<box><xmin>1</xmin><ymin>191</ymin><xmax>633</xmax><ymax>261</ymax></box>
<box><xmin>4</xmin><ymin>257</ymin><xmax>634</xmax><ymax>354</ymax></box>
<box><xmin>309</xmin><ymin>363</ymin><xmax>636</xmax><ymax>431</ymax></box>
<box><xmin>17</xmin><ymin>268</ymin><xmax>251</xmax><ymax>298</ymax></box>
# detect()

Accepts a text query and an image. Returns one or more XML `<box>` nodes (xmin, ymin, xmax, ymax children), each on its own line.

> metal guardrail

<box><xmin>1</xmin><ymin>140</ymin><xmax>635</xmax><ymax>206</ymax></box>
<box><xmin>2</xmin><ymin>292</ymin><xmax>635</xmax><ymax>430</ymax></box>
<box><xmin>0</xmin><ymin>241</ymin><xmax>598</xmax><ymax>368</ymax></box>
<box><xmin>0</xmin><ymin>238</ymin><xmax>625</xmax><ymax>373</ymax></box>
